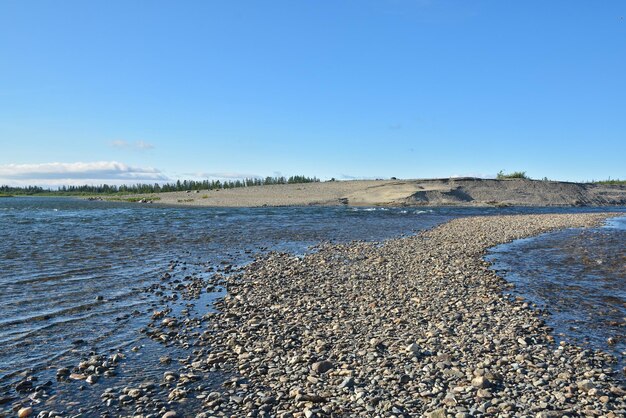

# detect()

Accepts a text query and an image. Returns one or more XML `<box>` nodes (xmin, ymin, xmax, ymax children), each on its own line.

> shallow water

<box><xmin>0</xmin><ymin>198</ymin><xmax>456</xmax><ymax>390</ymax></box>
<box><xmin>1</xmin><ymin>197</ymin><xmax>624</xmax><ymax>406</ymax></box>
<box><xmin>487</xmin><ymin>216</ymin><xmax>626</xmax><ymax>371</ymax></box>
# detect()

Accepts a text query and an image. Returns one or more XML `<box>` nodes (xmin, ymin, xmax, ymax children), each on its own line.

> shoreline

<box><xmin>7</xmin><ymin>177</ymin><xmax>626</xmax><ymax>208</ymax></box>
<box><xmin>101</xmin><ymin>178</ymin><xmax>626</xmax><ymax>208</ymax></box>
<box><xmin>4</xmin><ymin>213</ymin><xmax>625</xmax><ymax>417</ymax></box>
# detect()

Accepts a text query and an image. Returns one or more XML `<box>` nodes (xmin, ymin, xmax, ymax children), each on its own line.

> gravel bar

<box><xmin>7</xmin><ymin>213</ymin><xmax>625</xmax><ymax>418</ymax></box>
<box><xmin>200</xmin><ymin>213</ymin><xmax>625</xmax><ymax>417</ymax></box>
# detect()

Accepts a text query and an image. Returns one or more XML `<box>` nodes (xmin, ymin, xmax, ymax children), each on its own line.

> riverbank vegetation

<box><xmin>592</xmin><ymin>179</ymin><xmax>626</xmax><ymax>185</ymax></box>
<box><xmin>496</xmin><ymin>170</ymin><xmax>529</xmax><ymax>179</ymax></box>
<box><xmin>496</xmin><ymin>171</ymin><xmax>625</xmax><ymax>185</ymax></box>
<box><xmin>0</xmin><ymin>175</ymin><xmax>320</xmax><ymax>196</ymax></box>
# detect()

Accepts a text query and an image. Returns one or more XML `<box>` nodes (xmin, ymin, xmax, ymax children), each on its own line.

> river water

<box><xmin>0</xmin><ymin>197</ymin><xmax>624</xmax><ymax>410</ymax></box>
<box><xmin>486</xmin><ymin>215</ymin><xmax>626</xmax><ymax>371</ymax></box>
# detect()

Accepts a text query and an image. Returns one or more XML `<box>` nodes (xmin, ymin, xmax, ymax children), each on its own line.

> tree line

<box><xmin>0</xmin><ymin>175</ymin><xmax>320</xmax><ymax>195</ymax></box>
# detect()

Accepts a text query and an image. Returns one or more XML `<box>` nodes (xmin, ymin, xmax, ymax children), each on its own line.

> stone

<box><xmin>311</xmin><ymin>360</ymin><xmax>333</xmax><ymax>374</ymax></box>
<box><xmin>15</xmin><ymin>380</ymin><xmax>33</xmax><ymax>392</ymax></box>
<box><xmin>18</xmin><ymin>407</ymin><xmax>33</xmax><ymax>418</ymax></box>
<box><xmin>426</xmin><ymin>408</ymin><xmax>447</xmax><ymax>418</ymax></box>
<box><xmin>471</xmin><ymin>376</ymin><xmax>491</xmax><ymax>389</ymax></box>
<box><xmin>338</xmin><ymin>376</ymin><xmax>355</xmax><ymax>388</ymax></box>
<box><xmin>577</xmin><ymin>380</ymin><xmax>595</xmax><ymax>393</ymax></box>
<box><xmin>168</xmin><ymin>388</ymin><xmax>186</xmax><ymax>400</ymax></box>
<box><xmin>56</xmin><ymin>367</ymin><xmax>70</xmax><ymax>377</ymax></box>
<box><xmin>406</xmin><ymin>343</ymin><xmax>420</xmax><ymax>355</ymax></box>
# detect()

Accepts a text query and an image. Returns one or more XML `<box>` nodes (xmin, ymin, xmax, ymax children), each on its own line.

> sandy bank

<box><xmin>121</xmin><ymin>178</ymin><xmax>626</xmax><ymax>207</ymax></box>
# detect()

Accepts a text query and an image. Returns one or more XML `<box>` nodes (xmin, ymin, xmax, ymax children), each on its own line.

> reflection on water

<box><xmin>487</xmin><ymin>216</ymin><xmax>626</xmax><ymax>370</ymax></box>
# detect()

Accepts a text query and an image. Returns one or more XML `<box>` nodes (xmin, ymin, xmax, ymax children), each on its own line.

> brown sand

<box><xmin>118</xmin><ymin>178</ymin><xmax>626</xmax><ymax>207</ymax></box>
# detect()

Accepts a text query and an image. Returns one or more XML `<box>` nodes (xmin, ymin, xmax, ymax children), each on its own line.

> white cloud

<box><xmin>110</xmin><ymin>140</ymin><xmax>128</xmax><ymax>148</ymax></box>
<box><xmin>450</xmin><ymin>172</ymin><xmax>494</xmax><ymax>179</ymax></box>
<box><xmin>189</xmin><ymin>172</ymin><xmax>262</xmax><ymax>179</ymax></box>
<box><xmin>109</xmin><ymin>140</ymin><xmax>155</xmax><ymax>150</ymax></box>
<box><xmin>339</xmin><ymin>174</ymin><xmax>360</xmax><ymax>180</ymax></box>
<box><xmin>135</xmin><ymin>140</ymin><xmax>154</xmax><ymax>150</ymax></box>
<box><xmin>0</xmin><ymin>161</ymin><xmax>169</xmax><ymax>187</ymax></box>
<box><xmin>339</xmin><ymin>174</ymin><xmax>382</xmax><ymax>180</ymax></box>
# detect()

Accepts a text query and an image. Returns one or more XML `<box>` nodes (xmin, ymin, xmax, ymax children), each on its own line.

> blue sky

<box><xmin>1</xmin><ymin>0</ymin><xmax>624</xmax><ymax>186</ymax></box>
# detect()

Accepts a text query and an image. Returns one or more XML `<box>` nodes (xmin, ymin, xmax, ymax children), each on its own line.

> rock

<box><xmin>426</xmin><ymin>408</ymin><xmax>447</xmax><ymax>418</ymax></box>
<box><xmin>18</xmin><ymin>407</ymin><xmax>33</xmax><ymax>418</ymax></box>
<box><xmin>162</xmin><ymin>412</ymin><xmax>178</xmax><ymax>418</ymax></box>
<box><xmin>168</xmin><ymin>388</ymin><xmax>187</xmax><ymax>400</ymax></box>
<box><xmin>406</xmin><ymin>343</ymin><xmax>420</xmax><ymax>355</ymax></box>
<box><xmin>295</xmin><ymin>394</ymin><xmax>326</xmax><ymax>403</ymax></box>
<box><xmin>15</xmin><ymin>380</ymin><xmax>33</xmax><ymax>392</ymax></box>
<box><xmin>311</xmin><ymin>360</ymin><xmax>333</xmax><ymax>374</ymax></box>
<box><xmin>471</xmin><ymin>376</ymin><xmax>491</xmax><ymax>389</ymax></box>
<box><xmin>56</xmin><ymin>367</ymin><xmax>70</xmax><ymax>377</ymax></box>
<box><xmin>338</xmin><ymin>376</ymin><xmax>355</xmax><ymax>388</ymax></box>
<box><xmin>164</xmin><ymin>371</ymin><xmax>179</xmax><ymax>382</ymax></box>
<box><xmin>476</xmin><ymin>388</ymin><xmax>492</xmax><ymax>398</ymax></box>
<box><xmin>577</xmin><ymin>380</ymin><xmax>595</xmax><ymax>393</ymax></box>
<box><xmin>162</xmin><ymin>317</ymin><xmax>177</xmax><ymax>327</ymax></box>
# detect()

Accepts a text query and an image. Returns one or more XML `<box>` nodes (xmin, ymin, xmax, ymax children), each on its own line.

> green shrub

<box><xmin>497</xmin><ymin>170</ymin><xmax>528</xmax><ymax>180</ymax></box>
<box><xmin>594</xmin><ymin>179</ymin><xmax>626</xmax><ymax>185</ymax></box>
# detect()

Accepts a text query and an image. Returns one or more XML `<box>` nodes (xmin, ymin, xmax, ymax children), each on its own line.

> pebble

<box><xmin>338</xmin><ymin>376</ymin><xmax>355</xmax><ymax>388</ymax></box>
<box><xmin>311</xmin><ymin>360</ymin><xmax>333</xmax><ymax>374</ymax></box>
<box><xmin>471</xmin><ymin>376</ymin><xmax>490</xmax><ymax>389</ymax></box>
<box><xmin>17</xmin><ymin>407</ymin><xmax>32</xmax><ymax>418</ymax></box>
